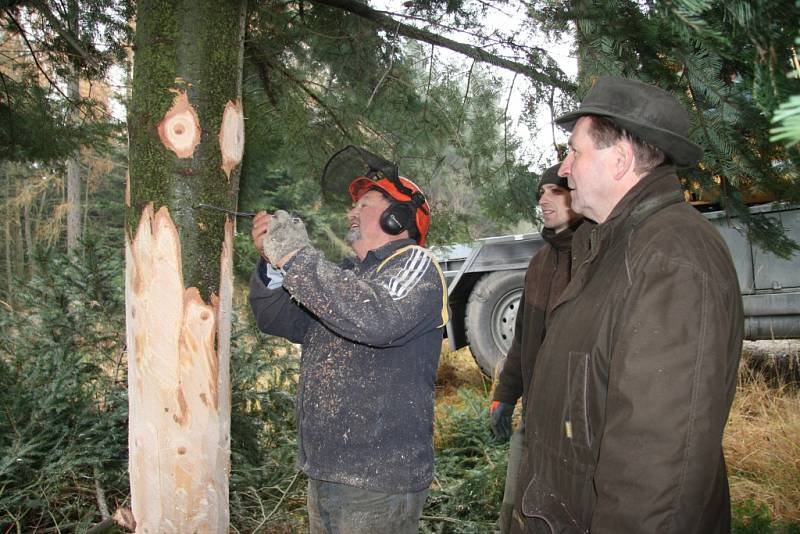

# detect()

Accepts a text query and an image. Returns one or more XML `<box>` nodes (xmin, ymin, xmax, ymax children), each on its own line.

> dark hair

<box><xmin>587</xmin><ymin>116</ymin><xmax>667</xmax><ymax>173</ymax></box>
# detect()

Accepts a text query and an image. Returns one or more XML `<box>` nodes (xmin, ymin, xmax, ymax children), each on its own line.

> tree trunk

<box><xmin>23</xmin><ymin>199</ymin><xmax>33</xmax><ymax>277</ymax></box>
<box><xmin>126</xmin><ymin>1</ymin><xmax>247</xmax><ymax>532</ymax></box>
<box><xmin>4</xmin><ymin>167</ymin><xmax>11</xmax><ymax>302</ymax></box>
<box><xmin>66</xmin><ymin>0</ymin><xmax>82</xmax><ymax>254</ymax></box>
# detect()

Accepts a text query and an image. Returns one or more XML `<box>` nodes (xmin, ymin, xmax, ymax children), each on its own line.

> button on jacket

<box><xmin>514</xmin><ymin>166</ymin><xmax>744</xmax><ymax>534</ymax></box>
<box><xmin>249</xmin><ymin>239</ymin><xmax>447</xmax><ymax>493</ymax></box>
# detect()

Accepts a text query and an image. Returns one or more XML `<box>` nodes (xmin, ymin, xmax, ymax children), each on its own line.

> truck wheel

<box><xmin>465</xmin><ymin>270</ymin><xmax>525</xmax><ymax>377</ymax></box>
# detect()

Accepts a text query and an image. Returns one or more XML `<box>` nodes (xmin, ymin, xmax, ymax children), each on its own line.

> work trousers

<box><xmin>307</xmin><ymin>478</ymin><xmax>428</xmax><ymax>534</ymax></box>
<box><xmin>500</xmin><ymin>423</ymin><xmax>525</xmax><ymax>534</ymax></box>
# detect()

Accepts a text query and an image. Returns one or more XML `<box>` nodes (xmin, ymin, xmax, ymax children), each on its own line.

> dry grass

<box><xmin>435</xmin><ymin>343</ymin><xmax>489</xmax><ymax>403</ymax></box>
<box><xmin>725</xmin><ymin>363</ymin><xmax>800</xmax><ymax>523</ymax></box>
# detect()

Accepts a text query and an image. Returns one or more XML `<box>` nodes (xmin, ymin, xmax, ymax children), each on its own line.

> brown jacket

<box><xmin>513</xmin><ymin>166</ymin><xmax>744</xmax><ymax>534</ymax></box>
<box><xmin>493</xmin><ymin>222</ymin><xmax>580</xmax><ymax>407</ymax></box>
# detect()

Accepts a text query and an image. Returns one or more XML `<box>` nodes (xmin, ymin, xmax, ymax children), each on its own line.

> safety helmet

<box><xmin>348</xmin><ymin>176</ymin><xmax>431</xmax><ymax>246</ymax></box>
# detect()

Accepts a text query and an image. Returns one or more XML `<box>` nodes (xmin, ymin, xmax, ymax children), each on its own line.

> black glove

<box><xmin>490</xmin><ymin>400</ymin><xmax>514</xmax><ymax>442</ymax></box>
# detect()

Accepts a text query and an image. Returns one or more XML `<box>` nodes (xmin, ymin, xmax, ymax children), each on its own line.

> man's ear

<box><xmin>612</xmin><ymin>140</ymin><xmax>635</xmax><ymax>181</ymax></box>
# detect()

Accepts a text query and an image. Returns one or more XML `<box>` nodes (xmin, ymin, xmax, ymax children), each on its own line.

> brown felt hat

<box><xmin>555</xmin><ymin>76</ymin><xmax>703</xmax><ymax>167</ymax></box>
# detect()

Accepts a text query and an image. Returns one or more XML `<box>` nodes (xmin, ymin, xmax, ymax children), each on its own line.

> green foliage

<box><xmin>732</xmin><ymin>500</ymin><xmax>800</xmax><ymax>534</ymax></box>
<box><xmin>0</xmin><ymin>69</ymin><xmax>79</xmax><ymax>162</ymax></box>
<box><xmin>228</xmin><ymin>317</ymin><xmax>307</xmax><ymax>532</ymax></box>
<box><xmin>772</xmin><ymin>95</ymin><xmax>800</xmax><ymax>148</ymax></box>
<box><xmin>0</xmin><ymin>238</ymin><xmax>129</xmax><ymax>532</ymax></box>
<box><xmin>770</xmin><ymin>3</ymin><xmax>800</xmax><ymax>150</ymax></box>
<box><xmin>239</xmin><ymin>4</ymin><xmax>536</xmax><ymax>247</ymax></box>
<box><xmin>0</xmin><ymin>236</ymin><xmax>307</xmax><ymax>532</ymax></box>
<box><xmin>421</xmin><ymin>388</ymin><xmax>507</xmax><ymax>533</ymax></box>
<box><xmin>2</xmin><ymin>1</ymin><xmax>134</xmax><ymax>80</ymax></box>
<box><xmin>0</xmin><ymin>1</ymin><xmax>132</xmax><ymax>165</ymax></box>
<box><xmin>526</xmin><ymin>0</ymin><xmax>800</xmax><ymax>254</ymax></box>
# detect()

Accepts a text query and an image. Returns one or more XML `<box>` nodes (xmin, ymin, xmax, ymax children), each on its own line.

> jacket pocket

<box><xmin>521</xmin><ymin>472</ymin><xmax>589</xmax><ymax>534</ymax></box>
<box><xmin>566</xmin><ymin>351</ymin><xmax>592</xmax><ymax>449</ymax></box>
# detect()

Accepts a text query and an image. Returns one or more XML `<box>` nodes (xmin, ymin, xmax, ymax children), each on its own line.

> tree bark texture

<box><xmin>23</xmin><ymin>201</ymin><xmax>33</xmax><ymax>276</ymax></box>
<box><xmin>126</xmin><ymin>1</ymin><xmax>247</xmax><ymax>532</ymax></box>
<box><xmin>66</xmin><ymin>0</ymin><xmax>82</xmax><ymax>254</ymax></box>
<box><xmin>4</xmin><ymin>169</ymin><xmax>11</xmax><ymax>301</ymax></box>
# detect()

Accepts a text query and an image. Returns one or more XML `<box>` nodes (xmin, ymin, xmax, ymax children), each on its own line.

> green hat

<box><xmin>555</xmin><ymin>76</ymin><xmax>703</xmax><ymax>167</ymax></box>
<box><xmin>539</xmin><ymin>163</ymin><xmax>568</xmax><ymax>190</ymax></box>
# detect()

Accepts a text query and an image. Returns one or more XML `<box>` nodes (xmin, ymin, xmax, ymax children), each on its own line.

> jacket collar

<box><xmin>542</xmin><ymin>218</ymin><xmax>584</xmax><ymax>251</ymax></box>
<box><xmin>354</xmin><ymin>238</ymin><xmax>417</xmax><ymax>268</ymax></box>
<box><xmin>602</xmin><ymin>164</ymin><xmax>684</xmax><ymax>232</ymax></box>
<box><xmin>550</xmin><ymin>166</ymin><xmax>683</xmax><ymax>313</ymax></box>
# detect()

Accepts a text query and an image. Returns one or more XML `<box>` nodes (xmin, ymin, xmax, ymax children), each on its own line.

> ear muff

<box><xmin>380</xmin><ymin>202</ymin><xmax>415</xmax><ymax>235</ymax></box>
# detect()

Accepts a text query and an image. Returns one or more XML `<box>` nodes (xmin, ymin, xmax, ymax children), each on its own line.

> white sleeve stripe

<box><xmin>395</xmin><ymin>249</ymin><xmax>430</xmax><ymax>297</ymax></box>
<box><xmin>384</xmin><ymin>248</ymin><xmax>432</xmax><ymax>300</ymax></box>
<box><xmin>391</xmin><ymin>259</ymin><xmax>429</xmax><ymax>300</ymax></box>
<box><xmin>387</xmin><ymin>248</ymin><xmax>423</xmax><ymax>295</ymax></box>
<box><xmin>398</xmin><ymin>248</ymin><xmax>425</xmax><ymax>288</ymax></box>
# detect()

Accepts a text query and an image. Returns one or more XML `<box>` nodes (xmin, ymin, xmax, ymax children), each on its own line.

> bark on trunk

<box><xmin>23</xmin><ymin>201</ymin><xmax>33</xmax><ymax>276</ymax></box>
<box><xmin>126</xmin><ymin>1</ymin><xmax>247</xmax><ymax>532</ymax></box>
<box><xmin>66</xmin><ymin>1</ymin><xmax>82</xmax><ymax>254</ymax></box>
<box><xmin>4</xmin><ymin>169</ymin><xmax>11</xmax><ymax>301</ymax></box>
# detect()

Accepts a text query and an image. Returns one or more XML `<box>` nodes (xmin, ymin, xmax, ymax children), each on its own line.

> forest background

<box><xmin>1</xmin><ymin>0</ymin><xmax>799</xmax><ymax>532</ymax></box>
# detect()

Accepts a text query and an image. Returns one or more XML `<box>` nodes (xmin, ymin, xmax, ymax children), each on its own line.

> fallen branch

<box><xmin>86</xmin><ymin>508</ymin><xmax>136</xmax><ymax>534</ymax></box>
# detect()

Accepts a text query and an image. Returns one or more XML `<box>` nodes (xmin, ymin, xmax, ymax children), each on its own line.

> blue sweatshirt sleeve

<box><xmin>248</xmin><ymin>258</ymin><xmax>312</xmax><ymax>343</ymax></box>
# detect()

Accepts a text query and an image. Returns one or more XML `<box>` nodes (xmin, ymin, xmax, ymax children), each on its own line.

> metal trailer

<box><xmin>436</xmin><ymin>203</ymin><xmax>800</xmax><ymax>376</ymax></box>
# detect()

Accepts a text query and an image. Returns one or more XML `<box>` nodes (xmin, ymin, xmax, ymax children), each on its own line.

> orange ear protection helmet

<box><xmin>348</xmin><ymin>176</ymin><xmax>431</xmax><ymax>246</ymax></box>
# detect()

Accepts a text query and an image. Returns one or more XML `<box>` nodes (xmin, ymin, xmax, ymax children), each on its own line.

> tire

<box><xmin>465</xmin><ymin>270</ymin><xmax>526</xmax><ymax>377</ymax></box>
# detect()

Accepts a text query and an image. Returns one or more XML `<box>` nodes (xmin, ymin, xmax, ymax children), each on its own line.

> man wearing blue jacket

<box><xmin>249</xmin><ymin>172</ymin><xmax>447</xmax><ymax>534</ymax></box>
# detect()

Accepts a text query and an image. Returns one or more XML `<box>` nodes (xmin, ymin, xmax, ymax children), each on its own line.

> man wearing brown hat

<box><xmin>511</xmin><ymin>77</ymin><xmax>744</xmax><ymax>533</ymax></box>
<box><xmin>489</xmin><ymin>162</ymin><xmax>583</xmax><ymax>533</ymax></box>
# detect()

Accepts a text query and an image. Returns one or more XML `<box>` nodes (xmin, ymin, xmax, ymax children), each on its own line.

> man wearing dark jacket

<box><xmin>489</xmin><ymin>162</ymin><xmax>583</xmax><ymax>533</ymax></box>
<box><xmin>512</xmin><ymin>77</ymin><xmax>744</xmax><ymax>533</ymax></box>
<box><xmin>249</xmin><ymin>173</ymin><xmax>447</xmax><ymax>534</ymax></box>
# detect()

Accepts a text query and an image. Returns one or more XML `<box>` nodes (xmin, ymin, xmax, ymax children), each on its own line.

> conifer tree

<box><xmin>526</xmin><ymin>0</ymin><xmax>800</xmax><ymax>254</ymax></box>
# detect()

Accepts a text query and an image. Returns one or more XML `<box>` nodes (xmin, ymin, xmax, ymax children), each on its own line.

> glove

<box><xmin>490</xmin><ymin>400</ymin><xmax>514</xmax><ymax>442</ymax></box>
<box><xmin>262</xmin><ymin>210</ymin><xmax>310</xmax><ymax>265</ymax></box>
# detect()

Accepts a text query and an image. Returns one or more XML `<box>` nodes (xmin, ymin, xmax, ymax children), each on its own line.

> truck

<box><xmin>437</xmin><ymin>202</ymin><xmax>800</xmax><ymax>376</ymax></box>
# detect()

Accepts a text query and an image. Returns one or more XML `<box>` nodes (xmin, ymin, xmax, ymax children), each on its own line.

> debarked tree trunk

<box><xmin>125</xmin><ymin>1</ymin><xmax>247</xmax><ymax>532</ymax></box>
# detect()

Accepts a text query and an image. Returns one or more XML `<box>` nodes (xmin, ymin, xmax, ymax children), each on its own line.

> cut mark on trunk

<box><xmin>125</xmin><ymin>203</ymin><xmax>227</xmax><ymax>531</ymax></box>
<box><xmin>182</xmin><ymin>287</ymin><xmax>220</xmax><ymax>410</ymax></box>
<box><xmin>219</xmin><ymin>100</ymin><xmax>244</xmax><ymax>179</ymax></box>
<box><xmin>157</xmin><ymin>91</ymin><xmax>201</xmax><ymax>158</ymax></box>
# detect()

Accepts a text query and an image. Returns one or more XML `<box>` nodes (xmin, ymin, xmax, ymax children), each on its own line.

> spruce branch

<box><xmin>307</xmin><ymin>0</ymin><xmax>576</xmax><ymax>91</ymax></box>
<box><xmin>247</xmin><ymin>42</ymin><xmax>353</xmax><ymax>140</ymax></box>
<box><xmin>366</xmin><ymin>20</ymin><xmax>400</xmax><ymax>109</ymax></box>
<box><xmin>29</xmin><ymin>0</ymin><xmax>101</xmax><ymax>70</ymax></box>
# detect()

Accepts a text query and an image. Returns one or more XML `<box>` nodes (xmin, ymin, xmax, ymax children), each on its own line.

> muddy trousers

<box><xmin>499</xmin><ymin>424</ymin><xmax>525</xmax><ymax>534</ymax></box>
<box><xmin>307</xmin><ymin>478</ymin><xmax>428</xmax><ymax>534</ymax></box>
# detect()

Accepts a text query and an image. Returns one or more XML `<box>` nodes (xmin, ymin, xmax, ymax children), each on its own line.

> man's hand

<box><xmin>489</xmin><ymin>400</ymin><xmax>514</xmax><ymax>442</ymax></box>
<box><xmin>251</xmin><ymin>211</ymin><xmax>272</xmax><ymax>259</ymax></box>
<box><xmin>261</xmin><ymin>210</ymin><xmax>310</xmax><ymax>268</ymax></box>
